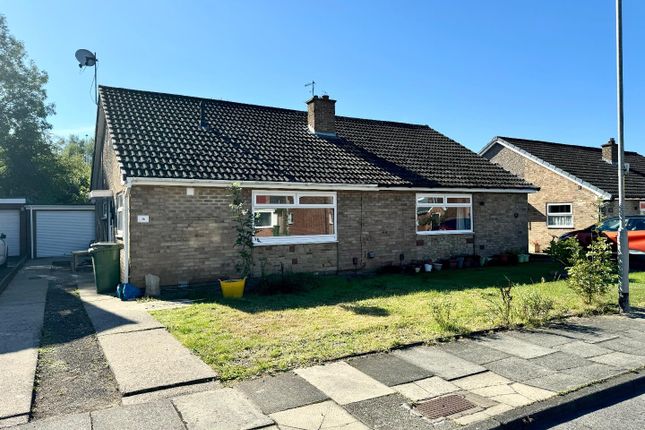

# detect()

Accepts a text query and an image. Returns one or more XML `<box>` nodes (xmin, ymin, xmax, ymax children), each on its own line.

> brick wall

<box><xmin>125</xmin><ymin>186</ymin><xmax>528</xmax><ymax>287</ymax></box>
<box><xmin>487</xmin><ymin>144</ymin><xmax>602</xmax><ymax>251</ymax></box>
<box><xmin>98</xmin><ymin>134</ymin><xmax>128</xmax><ymax>281</ymax></box>
<box><xmin>604</xmin><ymin>200</ymin><xmax>643</xmax><ymax>217</ymax></box>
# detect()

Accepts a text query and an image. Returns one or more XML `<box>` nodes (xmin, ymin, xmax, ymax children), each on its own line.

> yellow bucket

<box><xmin>219</xmin><ymin>278</ymin><xmax>246</xmax><ymax>298</ymax></box>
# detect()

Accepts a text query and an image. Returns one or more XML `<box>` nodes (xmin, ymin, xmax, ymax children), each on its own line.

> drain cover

<box><xmin>415</xmin><ymin>395</ymin><xmax>476</xmax><ymax>420</ymax></box>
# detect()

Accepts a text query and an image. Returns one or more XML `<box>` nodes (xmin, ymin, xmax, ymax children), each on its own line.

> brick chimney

<box><xmin>602</xmin><ymin>138</ymin><xmax>618</xmax><ymax>163</ymax></box>
<box><xmin>306</xmin><ymin>95</ymin><xmax>336</xmax><ymax>135</ymax></box>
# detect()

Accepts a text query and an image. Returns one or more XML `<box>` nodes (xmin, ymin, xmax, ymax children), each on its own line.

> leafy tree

<box><xmin>53</xmin><ymin>135</ymin><xmax>94</xmax><ymax>204</ymax></box>
<box><xmin>0</xmin><ymin>15</ymin><xmax>62</xmax><ymax>202</ymax></box>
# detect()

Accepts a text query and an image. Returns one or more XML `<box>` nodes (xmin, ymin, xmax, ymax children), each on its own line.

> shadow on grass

<box><xmin>339</xmin><ymin>304</ymin><xmax>390</xmax><ymax>317</ymax></box>
<box><xmin>152</xmin><ymin>262</ymin><xmax>562</xmax><ymax>314</ymax></box>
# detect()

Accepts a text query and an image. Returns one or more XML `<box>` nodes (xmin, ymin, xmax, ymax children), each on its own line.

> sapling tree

<box><xmin>227</xmin><ymin>183</ymin><xmax>254</xmax><ymax>278</ymax></box>
<box><xmin>567</xmin><ymin>237</ymin><xmax>618</xmax><ymax>304</ymax></box>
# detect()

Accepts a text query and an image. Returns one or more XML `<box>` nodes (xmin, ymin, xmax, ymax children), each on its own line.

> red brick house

<box><xmin>90</xmin><ymin>86</ymin><xmax>536</xmax><ymax>287</ymax></box>
<box><xmin>480</xmin><ymin>136</ymin><xmax>645</xmax><ymax>252</ymax></box>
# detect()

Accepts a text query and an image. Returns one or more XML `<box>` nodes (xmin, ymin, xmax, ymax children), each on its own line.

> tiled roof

<box><xmin>498</xmin><ymin>137</ymin><xmax>645</xmax><ymax>198</ymax></box>
<box><xmin>99</xmin><ymin>86</ymin><xmax>534</xmax><ymax>190</ymax></box>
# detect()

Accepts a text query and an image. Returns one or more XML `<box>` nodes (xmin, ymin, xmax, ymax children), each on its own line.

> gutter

<box><xmin>128</xmin><ymin>177</ymin><xmax>379</xmax><ymax>191</ymax></box>
<box><xmin>127</xmin><ymin>177</ymin><xmax>535</xmax><ymax>193</ymax></box>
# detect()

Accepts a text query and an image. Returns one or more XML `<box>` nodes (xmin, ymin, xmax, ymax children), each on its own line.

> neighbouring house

<box><xmin>90</xmin><ymin>86</ymin><xmax>537</xmax><ymax>287</ymax></box>
<box><xmin>481</xmin><ymin>136</ymin><xmax>645</xmax><ymax>252</ymax></box>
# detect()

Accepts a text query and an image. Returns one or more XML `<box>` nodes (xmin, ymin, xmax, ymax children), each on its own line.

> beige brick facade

<box><xmin>487</xmin><ymin>144</ymin><xmax>603</xmax><ymax>252</ymax></box>
<box><xmin>123</xmin><ymin>186</ymin><xmax>528</xmax><ymax>287</ymax></box>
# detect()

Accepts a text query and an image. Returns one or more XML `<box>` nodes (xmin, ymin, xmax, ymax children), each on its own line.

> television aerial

<box><xmin>75</xmin><ymin>49</ymin><xmax>98</xmax><ymax>105</ymax></box>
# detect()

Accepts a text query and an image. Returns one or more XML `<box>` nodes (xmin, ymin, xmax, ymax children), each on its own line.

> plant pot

<box><xmin>414</xmin><ymin>267</ymin><xmax>421</xmax><ymax>273</ymax></box>
<box><xmin>498</xmin><ymin>254</ymin><xmax>509</xmax><ymax>265</ymax></box>
<box><xmin>448</xmin><ymin>259</ymin><xmax>458</xmax><ymax>269</ymax></box>
<box><xmin>219</xmin><ymin>278</ymin><xmax>246</xmax><ymax>298</ymax></box>
<box><xmin>456</xmin><ymin>256</ymin><xmax>465</xmax><ymax>269</ymax></box>
<box><xmin>432</xmin><ymin>263</ymin><xmax>443</xmax><ymax>271</ymax></box>
<box><xmin>463</xmin><ymin>257</ymin><xmax>472</xmax><ymax>268</ymax></box>
<box><xmin>424</xmin><ymin>263</ymin><xmax>433</xmax><ymax>272</ymax></box>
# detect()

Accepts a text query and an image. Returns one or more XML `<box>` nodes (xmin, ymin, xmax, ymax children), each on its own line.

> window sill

<box><xmin>546</xmin><ymin>226</ymin><xmax>574</xmax><ymax>229</ymax></box>
<box><xmin>416</xmin><ymin>230</ymin><xmax>474</xmax><ymax>236</ymax></box>
<box><xmin>253</xmin><ymin>236</ymin><xmax>337</xmax><ymax>247</ymax></box>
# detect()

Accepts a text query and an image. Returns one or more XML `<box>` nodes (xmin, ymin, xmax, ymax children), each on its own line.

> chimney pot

<box><xmin>307</xmin><ymin>95</ymin><xmax>336</xmax><ymax>135</ymax></box>
<box><xmin>602</xmin><ymin>138</ymin><xmax>618</xmax><ymax>163</ymax></box>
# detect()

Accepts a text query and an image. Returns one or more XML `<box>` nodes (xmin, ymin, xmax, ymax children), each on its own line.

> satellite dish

<box><xmin>75</xmin><ymin>49</ymin><xmax>97</xmax><ymax>68</ymax></box>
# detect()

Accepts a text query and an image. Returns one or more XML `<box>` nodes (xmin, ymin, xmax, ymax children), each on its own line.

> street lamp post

<box><xmin>616</xmin><ymin>0</ymin><xmax>630</xmax><ymax>312</ymax></box>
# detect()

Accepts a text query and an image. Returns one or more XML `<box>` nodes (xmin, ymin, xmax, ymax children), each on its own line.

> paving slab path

<box><xmin>77</xmin><ymin>281</ymin><xmax>217</xmax><ymax>397</ymax></box>
<box><xmin>4</xmin><ymin>273</ymin><xmax>645</xmax><ymax>430</ymax></box>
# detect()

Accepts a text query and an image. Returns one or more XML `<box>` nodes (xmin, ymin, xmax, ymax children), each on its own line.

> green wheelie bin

<box><xmin>89</xmin><ymin>242</ymin><xmax>122</xmax><ymax>295</ymax></box>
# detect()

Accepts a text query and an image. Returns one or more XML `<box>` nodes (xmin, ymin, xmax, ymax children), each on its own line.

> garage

<box><xmin>0</xmin><ymin>209</ymin><xmax>21</xmax><ymax>257</ymax></box>
<box><xmin>30</xmin><ymin>206</ymin><xmax>96</xmax><ymax>258</ymax></box>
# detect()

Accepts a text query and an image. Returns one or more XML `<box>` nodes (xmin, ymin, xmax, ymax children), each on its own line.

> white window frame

<box><xmin>416</xmin><ymin>193</ymin><xmax>473</xmax><ymax>235</ymax></box>
<box><xmin>251</xmin><ymin>190</ymin><xmax>337</xmax><ymax>246</ymax></box>
<box><xmin>546</xmin><ymin>203</ymin><xmax>574</xmax><ymax>229</ymax></box>
<box><xmin>115</xmin><ymin>193</ymin><xmax>125</xmax><ymax>238</ymax></box>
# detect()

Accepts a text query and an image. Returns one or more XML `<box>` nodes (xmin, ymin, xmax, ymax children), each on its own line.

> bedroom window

<box><xmin>115</xmin><ymin>193</ymin><xmax>125</xmax><ymax>237</ymax></box>
<box><xmin>416</xmin><ymin>194</ymin><xmax>473</xmax><ymax>235</ymax></box>
<box><xmin>252</xmin><ymin>191</ymin><xmax>336</xmax><ymax>245</ymax></box>
<box><xmin>546</xmin><ymin>203</ymin><xmax>573</xmax><ymax>228</ymax></box>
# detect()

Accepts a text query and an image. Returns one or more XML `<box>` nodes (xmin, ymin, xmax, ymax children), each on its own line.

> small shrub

<box><xmin>547</xmin><ymin>237</ymin><xmax>582</xmax><ymax>267</ymax></box>
<box><xmin>485</xmin><ymin>281</ymin><xmax>514</xmax><ymax>327</ymax></box>
<box><xmin>518</xmin><ymin>290</ymin><xmax>554</xmax><ymax>326</ymax></box>
<box><xmin>430</xmin><ymin>297</ymin><xmax>461</xmax><ymax>333</ymax></box>
<box><xmin>567</xmin><ymin>237</ymin><xmax>618</xmax><ymax>304</ymax></box>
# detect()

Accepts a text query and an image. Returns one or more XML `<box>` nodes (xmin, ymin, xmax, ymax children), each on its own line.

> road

<box><xmin>548</xmin><ymin>392</ymin><xmax>645</xmax><ymax>429</ymax></box>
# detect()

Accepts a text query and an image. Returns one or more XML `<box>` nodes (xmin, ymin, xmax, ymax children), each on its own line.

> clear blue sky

<box><xmin>2</xmin><ymin>0</ymin><xmax>644</xmax><ymax>153</ymax></box>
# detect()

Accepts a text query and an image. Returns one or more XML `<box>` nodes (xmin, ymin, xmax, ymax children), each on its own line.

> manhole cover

<box><xmin>415</xmin><ymin>395</ymin><xmax>475</xmax><ymax>420</ymax></box>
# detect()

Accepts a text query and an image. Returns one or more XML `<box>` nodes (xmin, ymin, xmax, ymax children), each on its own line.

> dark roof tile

<box><xmin>99</xmin><ymin>86</ymin><xmax>533</xmax><ymax>190</ymax></box>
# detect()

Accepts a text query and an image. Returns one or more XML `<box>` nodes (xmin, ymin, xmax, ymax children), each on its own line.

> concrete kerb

<box><xmin>461</xmin><ymin>367</ymin><xmax>645</xmax><ymax>430</ymax></box>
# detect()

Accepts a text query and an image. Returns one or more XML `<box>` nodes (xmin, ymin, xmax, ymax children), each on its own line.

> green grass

<box><xmin>150</xmin><ymin>262</ymin><xmax>645</xmax><ymax>381</ymax></box>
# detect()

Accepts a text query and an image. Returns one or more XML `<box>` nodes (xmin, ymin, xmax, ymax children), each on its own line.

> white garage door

<box><xmin>36</xmin><ymin>210</ymin><xmax>95</xmax><ymax>257</ymax></box>
<box><xmin>0</xmin><ymin>210</ymin><xmax>21</xmax><ymax>256</ymax></box>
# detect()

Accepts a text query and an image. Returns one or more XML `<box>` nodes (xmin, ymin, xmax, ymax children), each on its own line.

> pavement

<box><xmin>2</xmin><ymin>262</ymin><xmax>645</xmax><ymax>429</ymax></box>
<box><xmin>0</xmin><ymin>262</ymin><xmax>51</xmax><ymax>427</ymax></box>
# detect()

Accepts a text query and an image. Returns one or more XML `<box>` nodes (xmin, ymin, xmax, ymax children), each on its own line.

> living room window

<box><xmin>252</xmin><ymin>191</ymin><xmax>336</xmax><ymax>245</ymax></box>
<box><xmin>416</xmin><ymin>194</ymin><xmax>473</xmax><ymax>234</ymax></box>
<box><xmin>546</xmin><ymin>203</ymin><xmax>573</xmax><ymax>228</ymax></box>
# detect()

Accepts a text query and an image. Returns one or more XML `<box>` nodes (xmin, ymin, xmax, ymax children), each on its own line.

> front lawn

<box><xmin>150</xmin><ymin>262</ymin><xmax>645</xmax><ymax>381</ymax></box>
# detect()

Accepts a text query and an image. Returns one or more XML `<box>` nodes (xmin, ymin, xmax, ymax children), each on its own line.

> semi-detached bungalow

<box><xmin>90</xmin><ymin>86</ymin><xmax>537</xmax><ymax>288</ymax></box>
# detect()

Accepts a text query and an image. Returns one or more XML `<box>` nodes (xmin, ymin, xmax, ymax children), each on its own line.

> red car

<box><xmin>559</xmin><ymin>216</ymin><xmax>645</xmax><ymax>255</ymax></box>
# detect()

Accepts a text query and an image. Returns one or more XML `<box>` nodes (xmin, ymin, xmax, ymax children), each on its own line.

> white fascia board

<box><xmin>483</xmin><ymin>137</ymin><xmax>611</xmax><ymax>200</ymax></box>
<box><xmin>0</xmin><ymin>198</ymin><xmax>27</xmax><ymax>204</ymax></box>
<box><xmin>382</xmin><ymin>187</ymin><xmax>537</xmax><ymax>194</ymax></box>
<box><xmin>127</xmin><ymin>177</ymin><xmax>536</xmax><ymax>193</ymax></box>
<box><xmin>128</xmin><ymin>177</ymin><xmax>379</xmax><ymax>191</ymax></box>
<box><xmin>89</xmin><ymin>190</ymin><xmax>114</xmax><ymax>198</ymax></box>
<box><xmin>25</xmin><ymin>205</ymin><xmax>95</xmax><ymax>210</ymax></box>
